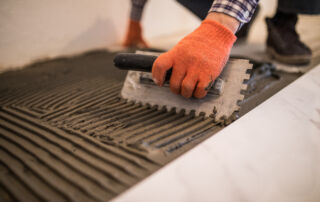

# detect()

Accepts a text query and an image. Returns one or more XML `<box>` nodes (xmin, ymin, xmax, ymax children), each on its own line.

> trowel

<box><xmin>114</xmin><ymin>51</ymin><xmax>252</xmax><ymax>122</ymax></box>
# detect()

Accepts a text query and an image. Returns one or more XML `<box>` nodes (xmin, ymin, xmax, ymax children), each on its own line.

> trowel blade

<box><xmin>120</xmin><ymin>51</ymin><xmax>252</xmax><ymax>122</ymax></box>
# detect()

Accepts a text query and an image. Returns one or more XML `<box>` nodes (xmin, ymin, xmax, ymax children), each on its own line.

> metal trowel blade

<box><xmin>120</xmin><ymin>51</ymin><xmax>252</xmax><ymax>122</ymax></box>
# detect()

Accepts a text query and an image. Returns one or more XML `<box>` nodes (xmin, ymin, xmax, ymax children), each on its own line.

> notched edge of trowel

<box><xmin>120</xmin><ymin>51</ymin><xmax>253</xmax><ymax>124</ymax></box>
<box><xmin>217</xmin><ymin>62</ymin><xmax>253</xmax><ymax>125</ymax></box>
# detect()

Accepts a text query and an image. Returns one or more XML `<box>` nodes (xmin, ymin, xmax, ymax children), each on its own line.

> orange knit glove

<box><xmin>152</xmin><ymin>19</ymin><xmax>236</xmax><ymax>98</ymax></box>
<box><xmin>123</xmin><ymin>20</ymin><xmax>148</xmax><ymax>48</ymax></box>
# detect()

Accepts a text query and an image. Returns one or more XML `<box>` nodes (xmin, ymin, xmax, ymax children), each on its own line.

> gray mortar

<box><xmin>0</xmin><ymin>49</ymin><xmax>306</xmax><ymax>201</ymax></box>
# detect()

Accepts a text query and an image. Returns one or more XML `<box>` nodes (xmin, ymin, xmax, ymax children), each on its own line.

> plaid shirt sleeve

<box><xmin>209</xmin><ymin>0</ymin><xmax>259</xmax><ymax>24</ymax></box>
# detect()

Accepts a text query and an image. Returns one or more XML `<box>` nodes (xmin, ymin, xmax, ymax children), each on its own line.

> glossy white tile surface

<box><xmin>113</xmin><ymin>64</ymin><xmax>320</xmax><ymax>202</ymax></box>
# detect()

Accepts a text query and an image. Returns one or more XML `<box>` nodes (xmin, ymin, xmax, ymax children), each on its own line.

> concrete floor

<box><xmin>0</xmin><ymin>8</ymin><xmax>319</xmax><ymax>202</ymax></box>
<box><xmin>0</xmin><ymin>46</ymin><xmax>308</xmax><ymax>201</ymax></box>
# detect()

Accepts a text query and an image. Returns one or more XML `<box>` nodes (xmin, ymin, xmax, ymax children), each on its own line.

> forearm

<box><xmin>206</xmin><ymin>12</ymin><xmax>239</xmax><ymax>33</ymax></box>
<box><xmin>130</xmin><ymin>0</ymin><xmax>148</xmax><ymax>21</ymax></box>
<box><xmin>208</xmin><ymin>0</ymin><xmax>260</xmax><ymax>32</ymax></box>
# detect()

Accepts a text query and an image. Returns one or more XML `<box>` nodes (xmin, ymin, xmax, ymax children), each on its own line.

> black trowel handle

<box><xmin>114</xmin><ymin>53</ymin><xmax>157</xmax><ymax>72</ymax></box>
<box><xmin>114</xmin><ymin>53</ymin><xmax>173</xmax><ymax>82</ymax></box>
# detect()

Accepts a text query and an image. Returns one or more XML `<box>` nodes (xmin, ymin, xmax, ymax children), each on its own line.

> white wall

<box><xmin>0</xmin><ymin>0</ymin><xmax>123</xmax><ymax>69</ymax></box>
<box><xmin>5</xmin><ymin>0</ymin><xmax>315</xmax><ymax>72</ymax></box>
<box><xmin>0</xmin><ymin>0</ymin><xmax>199</xmax><ymax>70</ymax></box>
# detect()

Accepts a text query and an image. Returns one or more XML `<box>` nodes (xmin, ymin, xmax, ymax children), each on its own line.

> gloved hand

<box><xmin>123</xmin><ymin>20</ymin><xmax>149</xmax><ymax>48</ymax></box>
<box><xmin>152</xmin><ymin>19</ymin><xmax>236</xmax><ymax>98</ymax></box>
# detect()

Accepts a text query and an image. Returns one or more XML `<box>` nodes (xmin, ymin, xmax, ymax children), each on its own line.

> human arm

<box><xmin>123</xmin><ymin>0</ymin><xmax>149</xmax><ymax>48</ymax></box>
<box><xmin>152</xmin><ymin>0</ymin><xmax>259</xmax><ymax>98</ymax></box>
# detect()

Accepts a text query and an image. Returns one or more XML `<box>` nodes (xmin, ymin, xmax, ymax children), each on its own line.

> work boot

<box><xmin>265</xmin><ymin>12</ymin><xmax>312</xmax><ymax>65</ymax></box>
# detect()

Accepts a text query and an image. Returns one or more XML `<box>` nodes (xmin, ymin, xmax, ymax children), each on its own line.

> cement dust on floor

<box><xmin>0</xmin><ymin>50</ymin><xmax>221</xmax><ymax>202</ymax></box>
<box><xmin>0</xmin><ymin>48</ymin><xmax>317</xmax><ymax>202</ymax></box>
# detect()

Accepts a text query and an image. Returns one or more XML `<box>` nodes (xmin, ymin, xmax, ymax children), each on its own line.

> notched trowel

<box><xmin>114</xmin><ymin>51</ymin><xmax>252</xmax><ymax>122</ymax></box>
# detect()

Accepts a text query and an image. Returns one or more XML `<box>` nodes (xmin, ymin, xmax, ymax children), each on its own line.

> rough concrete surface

<box><xmin>0</xmin><ymin>49</ymin><xmax>310</xmax><ymax>201</ymax></box>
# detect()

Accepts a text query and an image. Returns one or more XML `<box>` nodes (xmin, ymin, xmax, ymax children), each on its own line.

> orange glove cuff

<box><xmin>197</xmin><ymin>19</ymin><xmax>237</xmax><ymax>49</ymax></box>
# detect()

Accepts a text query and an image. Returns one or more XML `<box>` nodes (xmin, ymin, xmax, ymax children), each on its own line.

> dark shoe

<box><xmin>265</xmin><ymin>15</ymin><xmax>312</xmax><ymax>65</ymax></box>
